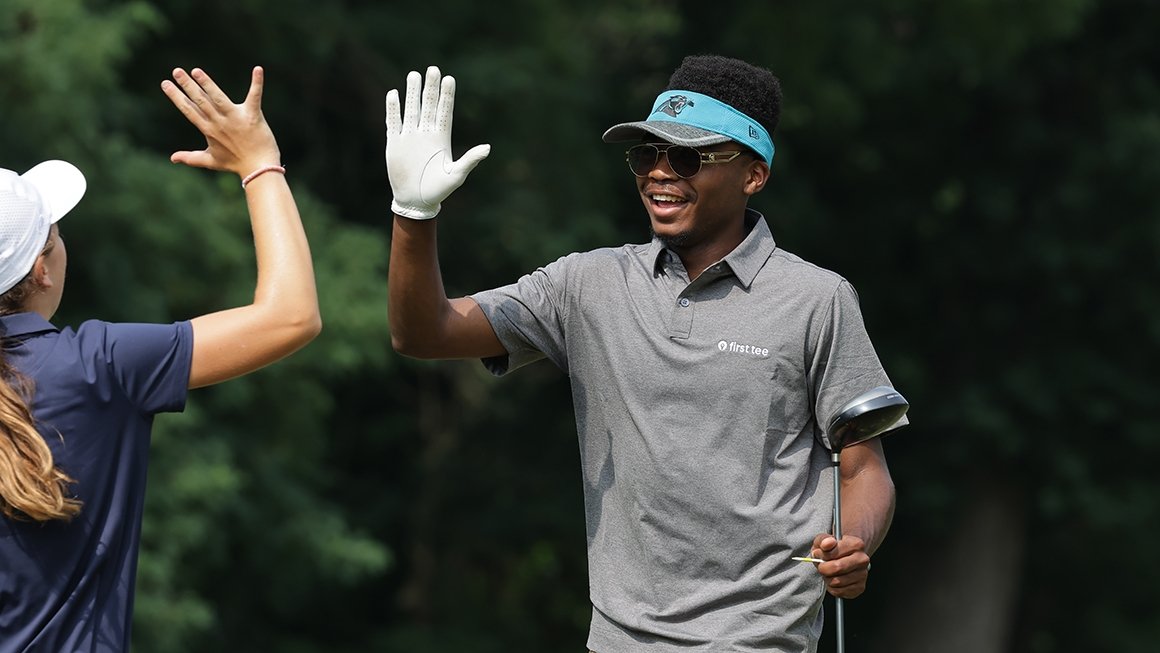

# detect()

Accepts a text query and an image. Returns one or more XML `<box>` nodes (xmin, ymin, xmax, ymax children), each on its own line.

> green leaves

<box><xmin>4</xmin><ymin>0</ymin><xmax>1157</xmax><ymax>651</ymax></box>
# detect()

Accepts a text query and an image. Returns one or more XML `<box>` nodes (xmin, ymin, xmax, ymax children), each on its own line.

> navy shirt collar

<box><xmin>0</xmin><ymin>312</ymin><xmax>60</xmax><ymax>339</ymax></box>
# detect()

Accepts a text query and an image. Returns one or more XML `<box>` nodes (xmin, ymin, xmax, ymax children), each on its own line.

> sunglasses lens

<box><xmin>666</xmin><ymin>146</ymin><xmax>701</xmax><ymax>178</ymax></box>
<box><xmin>627</xmin><ymin>145</ymin><xmax>659</xmax><ymax>176</ymax></box>
<box><xmin>625</xmin><ymin>144</ymin><xmax>705</xmax><ymax>178</ymax></box>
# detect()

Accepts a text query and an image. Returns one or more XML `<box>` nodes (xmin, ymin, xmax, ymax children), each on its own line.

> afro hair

<box><xmin>665</xmin><ymin>55</ymin><xmax>782</xmax><ymax>137</ymax></box>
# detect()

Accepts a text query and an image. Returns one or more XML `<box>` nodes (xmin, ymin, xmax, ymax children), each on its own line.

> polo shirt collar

<box><xmin>722</xmin><ymin>209</ymin><xmax>778</xmax><ymax>289</ymax></box>
<box><xmin>646</xmin><ymin>233</ymin><xmax>668</xmax><ymax>272</ymax></box>
<box><xmin>647</xmin><ymin>208</ymin><xmax>778</xmax><ymax>289</ymax></box>
<box><xmin>0</xmin><ymin>312</ymin><xmax>59</xmax><ymax>339</ymax></box>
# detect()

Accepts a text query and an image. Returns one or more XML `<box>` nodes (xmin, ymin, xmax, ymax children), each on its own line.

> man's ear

<box><xmin>743</xmin><ymin>159</ymin><xmax>770</xmax><ymax>196</ymax></box>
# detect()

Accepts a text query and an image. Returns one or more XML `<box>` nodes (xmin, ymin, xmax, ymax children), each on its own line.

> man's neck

<box><xmin>669</xmin><ymin>219</ymin><xmax>750</xmax><ymax>281</ymax></box>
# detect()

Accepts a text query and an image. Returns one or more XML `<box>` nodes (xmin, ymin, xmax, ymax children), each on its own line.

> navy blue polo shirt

<box><xmin>0</xmin><ymin>312</ymin><xmax>193</xmax><ymax>653</ymax></box>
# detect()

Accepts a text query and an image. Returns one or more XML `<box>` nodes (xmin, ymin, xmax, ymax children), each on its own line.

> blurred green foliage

<box><xmin>2</xmin><ymin>0</ymin><xmax>1157</xmax><ymax>651</ymax></box>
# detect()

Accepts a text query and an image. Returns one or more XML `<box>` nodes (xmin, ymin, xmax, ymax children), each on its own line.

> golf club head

<box><xmin>826</xmin><ymin>386</ymin><xmax>909</xmax><ymax>451</ymax></box>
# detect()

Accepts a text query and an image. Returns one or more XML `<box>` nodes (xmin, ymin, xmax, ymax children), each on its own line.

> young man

<box><xmin>386</xmin><ymin>55</ymin><xmax>903</xmax><ymax>652</ymax></box>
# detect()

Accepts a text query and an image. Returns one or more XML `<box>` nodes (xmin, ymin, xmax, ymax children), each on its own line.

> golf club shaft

<box><xmin>833</xmin><ymin>452</ymin><xmax>845</xmax><ymax>653</ymax></box>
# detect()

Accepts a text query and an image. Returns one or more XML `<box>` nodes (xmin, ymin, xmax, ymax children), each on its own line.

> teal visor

<box><xmin>603</xmin><ymin>90</ymin><xmax>775</xmax><ymax>164</ymax></box>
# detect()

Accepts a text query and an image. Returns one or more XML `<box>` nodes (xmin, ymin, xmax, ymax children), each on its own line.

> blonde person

<box><xmin>0</xmin><ymin>66</ymin><xmax>320</xmax><ymax>652</ymax></box>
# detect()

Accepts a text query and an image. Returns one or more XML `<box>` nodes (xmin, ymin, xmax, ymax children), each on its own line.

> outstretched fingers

<box><xmin>161</xmin><ymin>68</ymin><xmax>208</xmax><ymax>128</ymax></box>
<box><xmin>436</xmin><ymin>74</ymin><xmax>456</xmax><ymax>135</ymax></box>
<box><xmin>188</xmin><ymin>68</ymin><xmax>230</xmax><ymax>110</ymax></box>
<box><xmin>402</xmin><ymin>70</ymin><xmax>422</xmax><ymax>131</ymax></box>
<box><xmin>449</xmin><ymin>143</ymin><xmax>491</xmax><ymax>177</ymax></box>
<box><xmin>243</xmin><ymin>66</ymin><xmax>265</xmax><ymax>113</ymax></box>
<box><xmin>162</xmin><ymin>68</ymin><xmax>215</xmax><ymax>167</ymax></box>
<box><xmin>419</xmin><ymin>66</ymin><xmax>441</xmax><ymax>131</ymax></box>
<box><xmin>385</xmin><ymin>89</ymin><xmax>402</xmax><ymax>136</ymax></box>
<box><xmin>162</xmin><ymin>65</ymin><xmax>279</xmax><ymax>175</ymax></box>
<box><xmin>391</xmin><ymin>66</ymin><xmax>445</xmax><ymax>135</ymax></box>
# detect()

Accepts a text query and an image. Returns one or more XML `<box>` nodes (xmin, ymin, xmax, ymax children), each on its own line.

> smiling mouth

<box><xmin>650</xmin><ymin>193</ymin><xmax>686</xmax><ymax>205</ymax></box>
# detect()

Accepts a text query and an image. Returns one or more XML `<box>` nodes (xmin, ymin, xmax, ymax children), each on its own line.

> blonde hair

<box><xmin>0</xmin><ymin>237</ymin><xmax>81</xmax><ymax>522</ymax></box>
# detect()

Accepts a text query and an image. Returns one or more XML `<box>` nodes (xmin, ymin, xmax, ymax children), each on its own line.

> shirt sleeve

<box><xmin>88</xmin><ymin>320</ymin><xmax>195</xmax><ymax>414</ymax></box>
<box><xmin>809</xmin><ymin>280</ymin><xmax>909</xmax><ymax>448</ymax></box>
<box><xmin>470</xmin><ymin>254</ymin><xmax>576</xmax><ymax>376</ymax></box>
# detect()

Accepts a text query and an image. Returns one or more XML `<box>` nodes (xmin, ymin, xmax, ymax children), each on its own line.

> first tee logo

<box><xmin>718</xmin><ymin>340</ymin><xmax>771</xmax><ymax>358</ymax></box>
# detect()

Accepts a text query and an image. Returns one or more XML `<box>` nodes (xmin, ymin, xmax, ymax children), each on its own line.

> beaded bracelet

<box><xmin>241</xmin><ymin>164</ymin><xmax>286</xmax><ymax>188</ymax></box>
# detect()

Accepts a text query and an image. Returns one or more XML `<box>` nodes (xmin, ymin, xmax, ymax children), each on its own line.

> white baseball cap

<box><xmin>0</xmin><ymin>160</ymin><xmax>87</xmax><ymax>295</ymax></box>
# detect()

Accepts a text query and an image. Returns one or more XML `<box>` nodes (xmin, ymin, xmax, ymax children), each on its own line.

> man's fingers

<box><xmin>402</xmin><ymin>71</ymin><xmax>422</xmax><ymax>130</ymax></box>
<box><xmin>419</xmin><ymin>66</ymin><xmax>441</xmax><ymax>130</ymax></box>
<box><xmin>810</xmin><ymin>535</ymin><xmax>838</xmax><ymax>559</ymax></box>
<box><xmin>827</xmin><ymin>583</ymin><xmax>867</xmax><ymax>599</ymax></box>
<box><xmin>450</xmin><ymin>143</ymin><xmax>491</xmax><ymax>175</ymax></box>
<box><xmin>436</xmin><ymin>75</ymin><xmax>456</xmax><ymax>134</ymax></box>
<box><xmin>812</xmin><ymin>534</ymin><xmax>866</xmax><ymax>560</ymax></box>
<box><xmin>822</xmin><ymin>558</ymin><xmax>870</xmax><ymax>599</ymax></box>
<box><xmin>385</xmin><ymin>89</ymin><xmax>402</xmax><ymax>135</ymax></box>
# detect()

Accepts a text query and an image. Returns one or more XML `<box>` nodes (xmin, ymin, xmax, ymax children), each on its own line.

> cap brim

<box><xmin>21</xmin><ymin>160</ymin><xmax>86</xmax><ymax>224</ymax></box>
<box><xmin>602</xmin><ymin>121</ymin><xmax>732</xmax><ymax>147</ymax></box>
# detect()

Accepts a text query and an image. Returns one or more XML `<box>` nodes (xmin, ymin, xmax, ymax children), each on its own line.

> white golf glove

<box><xmin>385</xmin><ymin>66</ymin><xmax>491</xmax><ymax>220</ymax></box>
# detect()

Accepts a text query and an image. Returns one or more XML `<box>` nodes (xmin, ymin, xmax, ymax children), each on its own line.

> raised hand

<box><xmin>161</xmin><ymin>66</ymin><xmax>281</xmax><ymax>180</ymax></box>
<box><xmin>385</xmin><ymin>66</ymin><xmax>490</xmax><ymax>220</ymax></box>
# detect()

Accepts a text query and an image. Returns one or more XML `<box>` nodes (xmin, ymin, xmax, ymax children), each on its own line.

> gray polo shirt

<box><xmin>472</xmin><ymin>210</ymin><xmax>900</xmax><ymax>653</ymax></box>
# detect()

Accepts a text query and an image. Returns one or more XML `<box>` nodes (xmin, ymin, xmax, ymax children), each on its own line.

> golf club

<box><xmin>825</xmin><ymin>385</ymin><xmax>909</xmax><ymax>653</ymax></box>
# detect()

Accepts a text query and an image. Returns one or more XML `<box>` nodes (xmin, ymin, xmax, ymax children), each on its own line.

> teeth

<box><xmin>652</xmin><ymin>194</ymin><xmax>684</xmax><ymax>203</ymax></box>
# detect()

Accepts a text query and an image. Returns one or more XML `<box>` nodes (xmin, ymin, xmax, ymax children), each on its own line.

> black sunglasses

<box><xmin>625</xmin><ymin>143</ymin><xmax>746</xmax><ymax>179</ymax></box>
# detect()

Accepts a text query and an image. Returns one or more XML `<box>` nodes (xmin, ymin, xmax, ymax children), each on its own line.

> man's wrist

<box><xmin>391</xmin><ymin>200</ymin><xmax>440</xmax><ymax>220</ymax></box>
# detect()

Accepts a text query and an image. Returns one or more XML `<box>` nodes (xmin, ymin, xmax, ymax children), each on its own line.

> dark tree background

<box><xmin>2</xmin><ymin>1</ymin><xmax>1157</xmax><ymax>651</ymax></box>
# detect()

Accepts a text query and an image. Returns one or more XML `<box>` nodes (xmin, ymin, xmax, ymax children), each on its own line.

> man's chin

<box><xmin>650</xmin><ymin>225</ymin><xmax>691</xmax><ymax>249</ymax></box>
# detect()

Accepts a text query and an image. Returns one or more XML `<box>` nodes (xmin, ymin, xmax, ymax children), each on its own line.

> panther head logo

<box><xmin>655</xmin><ymin>95</ymin><xmax>695</xmax><ymax>117</ymax></box>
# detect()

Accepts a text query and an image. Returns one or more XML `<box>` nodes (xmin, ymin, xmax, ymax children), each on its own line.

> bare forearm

<box><xmin>388</xmin><ymin>216</ymin><xmax>452</xmax><ymax>356</ymax></box>
<box><xmin>247</xmin><ymin>173</ymin><xmax>318</xmax><ymax>327</ymax></box>
<box><xmin>187</xmin><ymin>172</ymin><xmax>319</xmax><ymax>388</ymax></box>
<box><xmin>839</xmin><ymin>441</ymin><xmax>896</xmax><ymax>555</ymax></box>
<box><xmin>386</xmin><ymin>216</ymin><xmax>507</xmax><ymax>359</ymax></box>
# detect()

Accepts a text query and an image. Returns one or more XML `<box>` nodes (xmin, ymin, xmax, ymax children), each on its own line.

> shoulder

<box><xmin>766</xmin><ymin>248</ymin><xmax>851</xmax><ymax>295</ymax></box>
<box><xmin>60</xmin><ymin>320</ymin><xmax>193</xmax><ymax>367</ymax></box>
<box><xmin>551</xmin><ymin>243</ymin><xmax>647</xmax><ymax>265</ymax></box>
<box><xmin>541</xmin><ymin>243</ymin><xmax>653</xmax><ymax>277</ymax></box>
<box><xmin>479</xmin><ymin>244</ymin><xmax>650</xmax><ymax>310</ymax></box>
<box><xmin>65</xmin><ymin>319</ymin><xmax>190</xmax><ymax>343</ymax></box>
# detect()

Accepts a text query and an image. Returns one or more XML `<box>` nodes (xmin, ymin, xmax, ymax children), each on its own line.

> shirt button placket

<box><xmin>669</xmin><ymin>295</ymin><xmax>694</xmax><ymax>339</ymax></box>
